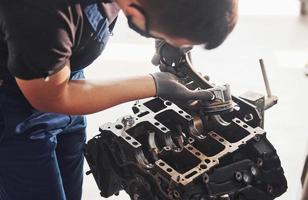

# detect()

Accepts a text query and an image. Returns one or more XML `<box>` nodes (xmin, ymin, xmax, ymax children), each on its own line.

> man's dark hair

<box><xmin>138</xmin><ymin>0</ymin><xmax>238</xmax><ymax>49</ymax></box>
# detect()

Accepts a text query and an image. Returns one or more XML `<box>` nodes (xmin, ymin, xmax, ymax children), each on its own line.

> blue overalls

<box><xmin>0</xmin><ymin>2</ymin><xmax>112</xmax><ymax>200</ymax></box>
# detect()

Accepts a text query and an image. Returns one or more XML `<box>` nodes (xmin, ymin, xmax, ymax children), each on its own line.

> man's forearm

<box><xmin>45</xmin><ymin>75</ymin><xmax>156</xmax><ymax>115</ymax></box>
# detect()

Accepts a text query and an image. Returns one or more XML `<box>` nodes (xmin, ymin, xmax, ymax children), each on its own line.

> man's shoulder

<box><xmin>0</xmin><ymin>0</ymin><xmax>84</xmax><ymax>38</ymax></box>
<box><xmin>0</xmin><ymin>0</ymin><xmax>84</xmax><ymax>80</ymax></box>
<box><xmin>0</xmin><ymin>0</ymin><xmax>82</xmax><ymax>21</ymax></box>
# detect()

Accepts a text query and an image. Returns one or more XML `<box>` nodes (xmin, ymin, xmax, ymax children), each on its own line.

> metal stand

<box><xmin>301</xmin><ymin>0</ymin><xmax>308</xmax><ymax>15</ymax></box>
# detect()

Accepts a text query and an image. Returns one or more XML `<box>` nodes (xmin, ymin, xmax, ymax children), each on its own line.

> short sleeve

<box><xmin>2</xmin><ymin>1</ymin><xmax>75</xmax><ymax>80</ymax></box>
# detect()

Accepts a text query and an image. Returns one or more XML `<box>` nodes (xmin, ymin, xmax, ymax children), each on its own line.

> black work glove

<box><xmin>150</xmin><ymin>72</ymin><xmax>214</xmax><ymax>107</ymax></box>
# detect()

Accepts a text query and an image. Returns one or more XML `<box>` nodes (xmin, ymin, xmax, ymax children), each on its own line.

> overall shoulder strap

<box><xmin>82</xmin><ymin>2</ymin><xmax>110</xmax><ymax>43</ymax></box>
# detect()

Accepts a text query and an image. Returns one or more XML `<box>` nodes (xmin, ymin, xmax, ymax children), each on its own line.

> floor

<box><xmin>82</xmin><ymin>2</ymin><xmax>308</xmax><ymax>200</ymax></box>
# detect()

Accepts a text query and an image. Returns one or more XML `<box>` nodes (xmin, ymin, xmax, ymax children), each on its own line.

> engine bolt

<box><xmin>122</xmin><ymin>115</ymin><xmax>135</xmax><ymax>127</ymax></box>
<box><xmin>173</xmin><ymin>190</ymin><xmax>180</xmax><ymax>198</ymax></box>
<box><xmin>219</xmin><ymin>194</ymin><xmax>231</xmax><ymax>200</ymax></box>
<box><xmin>250</xmin><ymin>166</ymin><xmax>258</xmax><ymax>176</ymax></box>
<box><xmin>146</xmin><ymin>164</ymin><xmax>154</xmax><ymax>169</ymax></box>
<box><xmin>257</xmin><ymin>158</ymin><xmax>263</xmax><ymax>167</ymax></box>
<box><xmin>243</xmin><ymin>172</ymin><xmax>252</xmax><ymax>184</ymax></box>
<box><xmin>235</xmin><ymin>172</ymin><xmax>243</xmax><ymax>182</ymax></box>
<box><xmin>202</xmin><ymin>173</ymin><xmax>210</xmax><ymax>184</ymax></box>
<box><xmin>133</xmin><ymin>194</ymin><xmax>140</xmax><ymax>200</ymax></box>
<box><xmin>267</xmin><ymin>184</ymin><xmax>274</xmax><ymax>194</ymax></box>
<box><xmin>254</xmin><ymin>135</ymin><xmax>261</xmax><ymax>142</ymax></box>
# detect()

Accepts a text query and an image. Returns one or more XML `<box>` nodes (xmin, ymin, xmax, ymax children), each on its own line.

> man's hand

<box><xmin>150</xmin><ymin>72</ymin><xmax>214</xmax><ymax>107</ymax></box>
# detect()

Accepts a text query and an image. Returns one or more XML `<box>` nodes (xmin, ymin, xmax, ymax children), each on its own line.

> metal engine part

<box><xmin>84</xmin><ymin>50</ymin><xmax>287</xmax><ymax>199</ymax></box>
<box><xmin>85</xmin><ymin>96</ymin><xmax>287</xmax><ymax>200</ymax></box>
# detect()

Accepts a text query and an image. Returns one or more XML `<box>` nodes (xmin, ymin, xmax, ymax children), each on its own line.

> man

<box><xmin>0</xmin><ymin>0</ymin><xmax>238</xmax><ymax>199</ymax></box>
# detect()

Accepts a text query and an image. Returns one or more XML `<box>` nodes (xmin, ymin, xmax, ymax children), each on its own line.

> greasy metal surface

<box><xmin>156</xmin><ymin>119</ymin><xmax>265</xmax><ymax>186</ymax></box>
<box><xmin>99</xmin><ymin>98</ymin><xmax>265</xmax><ymax>186</ymax></box>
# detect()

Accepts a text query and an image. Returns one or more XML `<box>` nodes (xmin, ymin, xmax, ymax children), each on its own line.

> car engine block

<box><xmin>85</xmin><ymin>95</ymin><xmax>287</xmax><ymax>200</ymax></box>
<box><xmin>84</xmin><ymin>52</ymin><xmax>287</xmax><ymax>200</ymax></box>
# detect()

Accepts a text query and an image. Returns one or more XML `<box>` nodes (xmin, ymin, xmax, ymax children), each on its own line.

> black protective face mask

<box><xmin>127</xmin><ymin>4</ymin><xmax>154</xmax><ymax>38</ymax></box>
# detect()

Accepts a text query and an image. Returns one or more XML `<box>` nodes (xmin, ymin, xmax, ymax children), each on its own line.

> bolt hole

<box><xmin>164</xmin><ymin>146</ymin><xmax>171</xmax><ymax>151</ymax></box>
<box><xmin>167</xmin><ymin>168</ymin><xmax>173</xmax><ymax>173</ymax></box>
<box><xmin>244</xmin><ymin>113</ymin><xmax>254</xmax><ymax>122</ymax></box>
<box><xmin>125</xmin><ymin>136</ymin><xmax>131</xmax><ymax>140</ymax></box>
<box><xmin>165</xmin><ymin>101</ymin><xmax>172</xmax><ymax>106</ymax></box>
<box><xmin>115</xmin><ymin>124</ymin><xmax>123</xmax><ymax>129</ymax></box>
<box><xmin>200</xmin><ymin>164</ymin><xmax>207</xmax><ymax>169</ymax></box>
<box><xmin>154</xmin><ymin>122</ymin><xmax>160</xmax><ymax>126</ymax></box>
